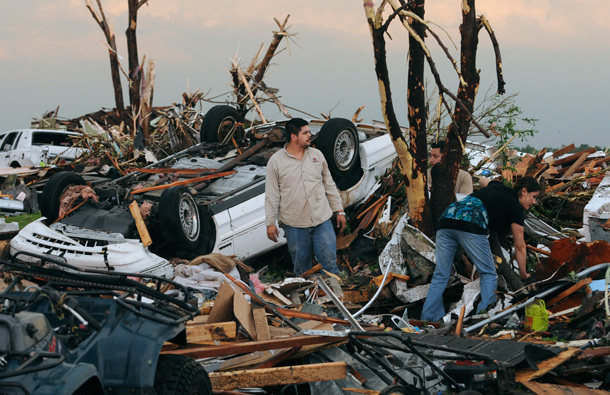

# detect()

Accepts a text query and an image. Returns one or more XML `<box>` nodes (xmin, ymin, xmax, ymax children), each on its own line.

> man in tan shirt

<box><xmin>427</xmin><ymin>141</ymin><xmax>473</xmax><ymax>195</ymax></box>
<box><xmin>265</xmin><ymin>118</ymin><xmax>346</xmax><ymax>275</ymax></box>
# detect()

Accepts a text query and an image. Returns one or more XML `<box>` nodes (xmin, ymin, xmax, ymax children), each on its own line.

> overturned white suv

<box><xmin>11</xmin><ymin>107</ymin><xmax>398</xmax><ymax>275</ymax></box>
<box><xmin>0</xmin><ymin>129</ymin><xmax>85</xmax><ymax>168</ymax></box>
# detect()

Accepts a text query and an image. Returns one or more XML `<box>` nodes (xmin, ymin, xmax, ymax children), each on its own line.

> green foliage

<box><xmin>567</xmin><ymin>271</ymin><xmax>578</xmax><ymax>282</ymax></box>
<box><xmin>484</xmin><ymin>94</ymin><xmax>538</xmax><ymax>168</ymax></box>
<box><xmin>3</xmin><ymin>212</ymin><xmax>41</xmax><ymax>230</ymax></box>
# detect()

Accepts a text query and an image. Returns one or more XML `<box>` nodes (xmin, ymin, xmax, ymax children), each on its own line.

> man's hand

<box><xmin>267</xmin><ymin>225</ymin><xmax>279</xmax><ymax>242</ymax></box>
<box><xmin>520</xmin><ymin>272</ymin><xmax>531</xmax><ymax>281</ymax></box>
<box><xmin>336</xmin><ymin>213</ymin><xmax>346</xmax><ymax>233</ymax></box>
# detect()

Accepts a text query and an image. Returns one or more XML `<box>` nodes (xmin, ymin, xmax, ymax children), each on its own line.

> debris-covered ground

<box><xmin>3</xmin><ymin>109</ymin><xmax>610</xmax><ymax>394</ymax></box>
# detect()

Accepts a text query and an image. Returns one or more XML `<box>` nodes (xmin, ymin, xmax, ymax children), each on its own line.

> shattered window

<box><xmin>32</xmin><ymin>132</ymin><xmax>74</xmax><ymax>147</ymax></box>
<box><xmin>1</xmin><ymin>131</ymin><xmax>19</xmax><ymax>151</ymax></box>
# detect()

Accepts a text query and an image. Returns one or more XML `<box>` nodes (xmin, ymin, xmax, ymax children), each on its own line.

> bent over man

<box><xmin>265</xmin><ymin>118</ymin><xmax>346</xmax><ymax>276</ymax></box>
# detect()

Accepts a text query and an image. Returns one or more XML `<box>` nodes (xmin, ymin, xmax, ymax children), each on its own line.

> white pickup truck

<box><xmin>0</xmin><ymin>129</ymin><xmax>85</xmax><ymax>168</ymax></box>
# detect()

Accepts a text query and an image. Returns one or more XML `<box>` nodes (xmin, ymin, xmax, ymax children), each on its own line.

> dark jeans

<box><xmin>282</xmin><ymin>220</ymin><xmax>339</xmax><ymax>275</ymax></box>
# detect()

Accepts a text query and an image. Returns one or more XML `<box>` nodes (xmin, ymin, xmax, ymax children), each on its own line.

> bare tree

<box><xmin>364</xmin><ymin>0</ymin><xmax>505</xmax><ymax>236</ymax></box>
<box><xmin>431</xmin><ymin>0</ymin><xmax>506</xmax><ymax>222</ymax></box>
<box><xmin>126</xmin><ymin>0</ymin><xmax>149</xmax><ymax>118</ymax></box>
<box><xmin>230</xmin><ymin>16</ymin><xmax>293</xmax><ymax>120</ymax></box>
<box><xmin>85</xmin><ymin>0</ymin><xmax>126</xmax><ymax>122</ymax></box>
<box><xmin>363</xmin><ymin>1</ymin><xmax>432</xmax><ymax>235</ymax></box>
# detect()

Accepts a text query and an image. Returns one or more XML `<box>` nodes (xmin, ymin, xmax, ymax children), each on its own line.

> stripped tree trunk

<box><xmin>127</xmin><ymin>0</ymin><xmax>149</xmax><ymax>142</ymax></box>
<box><xmin>84</xmin><ymin>0</ymin><xmax>126</xmax><ymax>122</ymax></box>
<box><xmin>364</xmin><ymin>1</ymin><xmax>431</xmax><ymax>236</ymax></box>
<box><xmin>448</xmin><ymin>0</ymin><xmax>480</xmax><ymax>185</ymax></box>
<box><xmin>406</xmin><ymin>0</ymin><xmax>433</xmax><ymax>236</ymax></box>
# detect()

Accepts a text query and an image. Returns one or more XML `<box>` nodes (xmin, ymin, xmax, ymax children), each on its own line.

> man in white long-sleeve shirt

<box><xmin>265</xmin><ymin>118</ymin><xmax>346</xmax><ymax>275</ymax></box>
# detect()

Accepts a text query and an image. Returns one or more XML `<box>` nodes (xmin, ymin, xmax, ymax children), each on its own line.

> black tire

<box><xmin>154</xmin><ymin>355</ymin><xmax>212</xmax><ymax>395</ymax></box>
<box><xmin>159</xmin><ymin>186</ymin><xmax>201</xmax><ymax>251</ymax></box>
<box><xmin>40</xmin><ymin>171</ymin><xmax>86</xmax><ymax>223</ymax></box>
<box><xmin>379</xmin><ymin>384</ymin><xmax>414</xmax><ymax>395</ymax></box>
<box><xmin>200</xmin><ymin>105</ymin><xmax>243</xmax><ymax>144</ymax></box>
<box><xmin>315</xmin><ymin>118</ymin><xmax>362</xmax><ymax>190</ymax></box>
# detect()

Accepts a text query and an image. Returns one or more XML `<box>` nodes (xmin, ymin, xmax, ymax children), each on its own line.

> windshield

<box><xmin>32</xmin><ymin>132</ymin><xmax>76</xmax><ymax>147</ymax></box>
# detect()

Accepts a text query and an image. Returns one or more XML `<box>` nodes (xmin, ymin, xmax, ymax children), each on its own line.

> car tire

<box><xmin>159</xmin><ymin>186</ymin><xmax>201</xmax><ymax>251</ymax></box>
<box><xmin>200</xmin><ymin>105</ymin><xmax>243</xmax><ymax>144</ymax></box>
<box><xmin>315</xmin><ymin>118</ymin><xmax>362</xmax><ymax>190</ymax></box>
<box><xmin>40</xmin><ymin>171</ymin><xmax>87</xmax><ymax>223</ymax></box>
<box><xmin>154</xmin><ymin>355</ymin><xmax>212</xmax><ymax>395</ymax></box>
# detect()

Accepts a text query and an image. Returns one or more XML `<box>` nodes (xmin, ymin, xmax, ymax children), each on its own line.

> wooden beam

<box><xmin>560</xmin><ymin>152</ymin><xmax>590</xmax><ymax>178</ymax></box>
<box><xmin>162</xmin><ymin>335</ymin><xmax>345</xmax><ymax>359</ymax></box>
<box><xmin>455</xmin><ymin>305</ymin><xmax>466</xmax><ymax>337</ymax></box>
<box><xmin>209</xmin><ymin>362</ymin><xmax>346</xmax><ymax>390</ymax></box>
<box><xmin>546</xmin><ymin>278</ymin><xmax>592</xmax><ymax>307</ymax></box>
<box><xmin>186</xmin><ymin>321</ymin><xmax>236</xmax><ymax>343</ymax></box>
<box><xmin>301</xmin><ymin>263</ymin><xmax>323</xmax><ymax>277</ymax></box>
<box><xmin>559</xmin><ymin>156</ymin><xmax>610</xmax><ymax>175</ymax></box>
<box><xmin>552</xmin><ymin>148</ymin><xmax>595</xmax><ymax>167</ymax></box>
<box><xmin>252</xmin><ymin>303</ymin><xmax>270</xmax><ymax>341</ymax></box>
<box><xmin>575</xmin><ymin>346</ymin><xmax>610</xmax><ymax>361</ymax></box>
<box><xmin>516</xmin><ymin>348</ymin><xmax>582</xmax><ymax>382</ymax></box>
<box><xmin>522</xmin><ymin>381</ymin><xmax>609</xmax><ymax>394</ymax></box>
<box><xmin>128</xmin><ymin>201</ymin><xmax>152</xmax><ymax>247</ymax></box>
<box><xmin>551</xmin><ymin>143</ymin><xmax>575</xmax><ymax>158</ymax></box>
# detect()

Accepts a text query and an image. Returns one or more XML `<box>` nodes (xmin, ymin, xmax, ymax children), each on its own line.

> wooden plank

<box><xmin>217</xmin><ymin>349</ymin><xmax>292</xmax><ymax>371</ymax></box>
<box><xmin>207</xmin><ymin>282</ymin><xmax>235</xmax><ymax>324</ymax></box>
<box><xmin>209</xmin><ymin>361</ymin><xmax>346</xmax><ymax>390</ymax></box>
<box><xmin>252</xmin><ymin>303</ymin><xmax>270</xmax><ymax>341</ymax></box>
<box><xmin>254</xmin><ymin>347</ymin><xmax>300</xmax><ymax>369</ymax></box>
<box><xmin>546</xmin><ymin>278</ymin><xmax>592</xmax><ymax>307</ymax></box>
<box><xmin>301</xmin><ymin>263</ymin><xmax>323</xmax><ymax>277</ymax></box>
<box><xmin>186</xmin><ymin>321</ymin><xmax>236</xmax><ymax>343</ymax></box>
<box><xmin>233</xmin><ymin>288</ymin><xmax>256</xmax><ymax>339</ymax></box>
<box><xmin>575</xmin><ymin>346</ymin><xmax>610</xmax><ymax>361</ymax></box>
<box><xmin>455</xmin><ymin>305</ymin><xmax>466</xmax><ymax>337</ymax></box>
<box><xmin>561</xmin><ymin>152</ymin><xmax>590</xmax><ymax>178</ymax></box>
<box><xmin>342</xmin><ymin>289</ymin><xmax>374</xmax><ymax>304</ymax></box>
<box><xmin>162</xmin><ymin>335</ymin><xmax>347</xmax><ymax>359</ymax></box>
<box><xmin>522</xmin><ymin>381</ymin><xmax>609</xmax><ymax>394</ymax></box>
<box><xmin>552</xmin><ymin>148</ymin><xmax>595</xmax><ymax>167</ymax></box>
<box><xmin>551</xmin><ymin>143</ymin><xmax>575</xmax><ymax>158</ymax></box>
<box><xmin>561</xmin><ymin>156</ymin><xmax>610</xmax><ymax>175</ymax></box>
<box><xmin>128</xmin><ymin>200</ymin><xmax>152</xmax><ymax>247</ymax></box>
<box><xmin>516</xmin><ymin>348</ymin><xmax>582</xmax><ymax>382</ymax></box>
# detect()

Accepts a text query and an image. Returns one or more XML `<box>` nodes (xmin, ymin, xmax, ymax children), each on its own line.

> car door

<box><xmin>0</xmin><ymin>132</ymin><xmax>7</xmax><ymax>166</ymax></box>
<box><xmin>0</xmin><ymin>131</ymin><xmax>20</xmax><ymax>167</ymax></box>
<box><xmin>227</xmin><ymin>183</ymin><xmax>286</xmax><ymax>261</ymax></box>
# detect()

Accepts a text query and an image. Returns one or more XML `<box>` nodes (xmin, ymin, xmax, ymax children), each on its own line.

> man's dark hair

<box><xmin>285</xmin><ymin>118</ymin><xmax>309</xmax><ymax>140</ymax></box>
<box><xmin>430</xmin><ymin>140</ymin><xmax>446</xmax><ymax>152</ymax></box>
<box><xmin>513</xmin><ymin>176</ymin><xmax>541</xmax><ymax>193</ymax></box>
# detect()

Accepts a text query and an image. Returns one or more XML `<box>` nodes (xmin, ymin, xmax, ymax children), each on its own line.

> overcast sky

<box><xmin>1</xmin><ymin>1</ymin><xmax>608</xmax><ymax>148</ymax></box>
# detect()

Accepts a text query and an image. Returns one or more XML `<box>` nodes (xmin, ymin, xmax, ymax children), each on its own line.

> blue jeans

<box><xmin>421</xmin><ymin>228</ymin><xmax>497</xmax><ymax>322</ymax></box>
<box><xmin>282</xmin><ymin>220</ymin><xmax>340</xmax><ymax>276</ymax></box>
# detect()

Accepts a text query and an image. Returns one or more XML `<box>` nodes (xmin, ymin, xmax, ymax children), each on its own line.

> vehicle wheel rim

<box><xmin>217</xmin><ymin>116</ymin><xmax>238</xmax><ymax>142</ymax></box>
<box><xmin>179</xmin><ymin>193</ymin><xmax>200</xmax><ymax>242</ymax></box>
<box><xmin>334</xmin><ymin>129</ymin><xmax>356</xmax><ymax>170</ymax></box>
